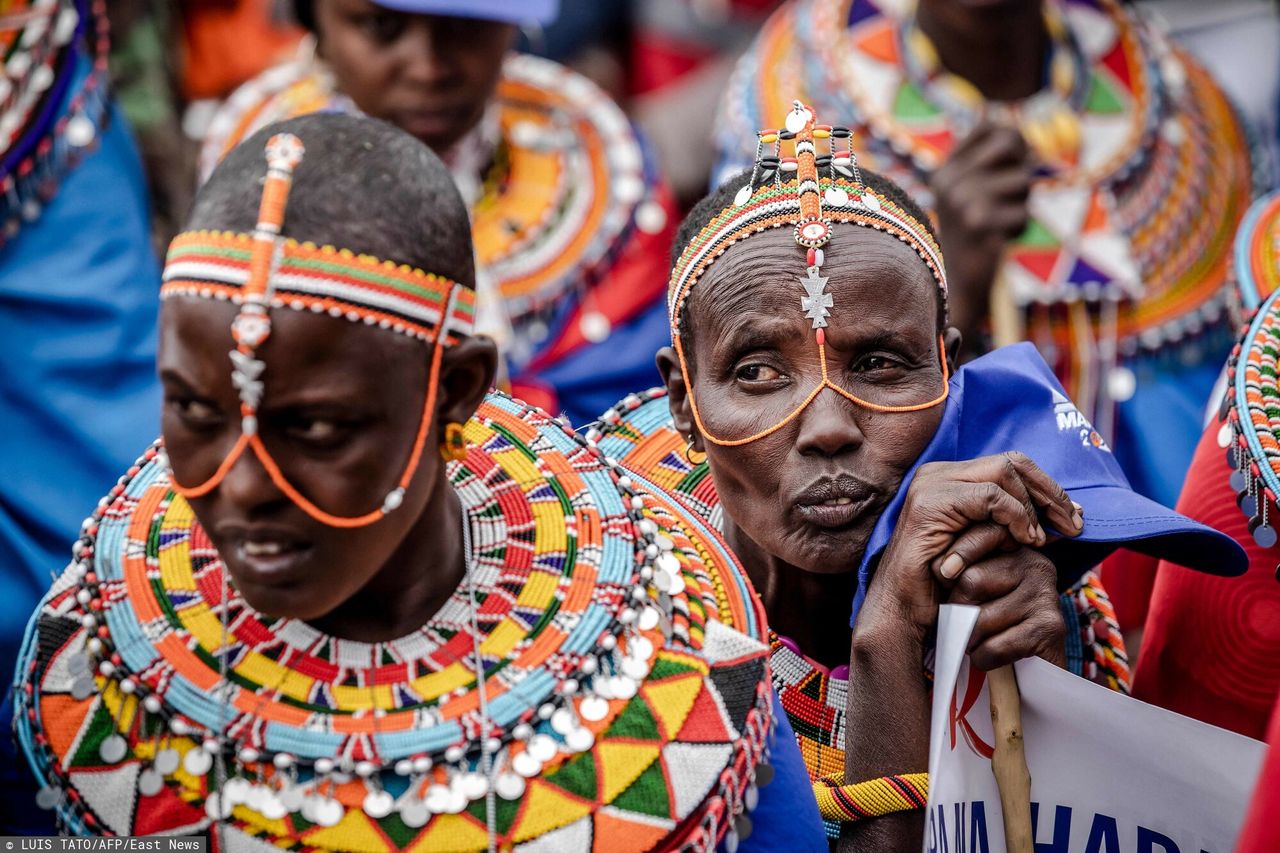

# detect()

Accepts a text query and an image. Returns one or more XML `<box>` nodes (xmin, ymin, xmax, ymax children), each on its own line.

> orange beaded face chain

<box><xmin>669</xmin><ymin>102</ymin><xmax>950</xmax><ymax>447</ymax></box>
<box><xmin>160</xmin><ymin>133</ymin><xmax>476</xmax><ymax>528</ymax></box>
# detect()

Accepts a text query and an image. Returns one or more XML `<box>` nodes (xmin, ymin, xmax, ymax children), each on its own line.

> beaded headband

<box><xmin>160</xmin><ymin>133</ymin><xmax>475</xmax><ymax>528</ymax></box>
<box><xmin>668</xmin><ymin>101</ymin><xmax>947</xmax><ymax>329</ymax></box>
<box><xmin>670</xmin><ymin>102</ymin><xmax>949</xmax><ymax>448</ymax></box>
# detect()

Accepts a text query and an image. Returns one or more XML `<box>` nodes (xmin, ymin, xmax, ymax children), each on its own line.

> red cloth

<box><xmin>1131</xmin><ymin>422</ymin><xmax>1280</xmax><ymax>739</ymax></box>
<box><xmin>1238</xmin><ymin>694</ymin><xmax>1280</xmax><ymax>851</ymax></box>
<box><xmin>182</xmin><ymin>0</ymin><xmax>303</xmax><ymax>101</ymax></box>
<box><xmin>1098</xmin><ymin>546</ymin><xmax>1159</xmax><ymax>630</ymax></box>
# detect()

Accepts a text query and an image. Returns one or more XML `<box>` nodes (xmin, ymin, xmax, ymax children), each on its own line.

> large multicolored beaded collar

<box><xmin>1219</xmin><ymin>284</ymin><xmax>1280</xmax><ymax>554</ymax></box>
<box><xmin>0</xmin><ymin>0</ymin><xmax>110</xmax><ymax>243</ymax></box>
<box><xmin>15</xmin><ymin>395</ymin><xmax>778</xmax><ymax>850</ymax></box>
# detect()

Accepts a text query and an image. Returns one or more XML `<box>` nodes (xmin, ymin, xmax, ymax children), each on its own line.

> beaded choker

<box><xmin>159</xmin><ymin>133</ymin><xmax>475</xmax><ymax>529</ymax></box>
<box><xmin>669</xmin><ymin>102</ymin><xmax>948</xmax><ymax>449</ymax></box>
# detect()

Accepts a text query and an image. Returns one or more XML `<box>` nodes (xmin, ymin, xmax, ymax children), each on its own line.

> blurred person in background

<box><xmin>201</xmin><ymin>0</ymin><xmax>679</xmax><ymax>427</ymax></box>
<box><xmin>715</xmin><ymin>0</ymin><xmax>1259</xmax><ymax>513</ymax></box>
<box><xmin>0</xmin><ymin>0</ymin><xmax>159</xmax><ymax>832</ymax></box>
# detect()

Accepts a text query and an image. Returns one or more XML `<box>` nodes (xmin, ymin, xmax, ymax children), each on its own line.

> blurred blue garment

<box><xmin>0</xmin><ymin>98</ymin><xmax>160</xmax><ymax>695</ymax></box>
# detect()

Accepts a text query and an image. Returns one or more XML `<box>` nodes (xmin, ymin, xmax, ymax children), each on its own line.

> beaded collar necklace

<box><xmin>0</xmin><ymin>0</ymin><xmax>111</xmax><ymax>245</ymax></box>
<box><xmin>17</xmin><ymin>392</ymin><xmax>779</xmax><ymax>849</ymax></box>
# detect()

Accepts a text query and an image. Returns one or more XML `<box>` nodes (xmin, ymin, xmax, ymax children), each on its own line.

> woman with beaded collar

<box><xmin>197</xmin><ymin>0</ymin><xmax>679</xmax><ymax>428</ymax></box>
<box><xmin>12</xmin><ymin>113</ymin><xmax>826</xmax><ymax>852</ymax></box>
<box><xmin>593</xmin><ymin>102</ymin><xmax>1245</xmax><ymax>849</ymax></box>
<box><xmin>714</xmin><ymin>0</ymin><xmax>1258</xmax><ymax>510</ymax></box>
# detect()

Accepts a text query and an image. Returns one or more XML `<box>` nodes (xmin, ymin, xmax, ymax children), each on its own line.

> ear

<box><xmin>437</xmin><ymin>336</ymin><xmax>499</xmax><ymax>429</ymax></box>
<box><xmin>942</xmin><ymin>326</ymin><xmax>963</xmax><ymax>376</ymax></box>
<box><xmin>656</xmin><ymin>346</ymin><xmax>701</xmax><ymax>451</ymax></box>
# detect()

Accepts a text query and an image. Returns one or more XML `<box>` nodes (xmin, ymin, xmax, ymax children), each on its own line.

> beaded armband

<box><xmin>813</xmin><ymin>772</ymin><xmax>929</xmax><ymax>823</ymax></box>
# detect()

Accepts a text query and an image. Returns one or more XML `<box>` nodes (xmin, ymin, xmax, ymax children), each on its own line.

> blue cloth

<box><xmin>733</xmin><ymin>691</ymin><xmax>828</xmax><ymax>853</ymax></box>
<box><xmin>0</xmin><ymin>103</ymin><xmax>160</xmax><ymax>689</ymax></box>
<box><xmin>533</xmin><ymin>294</ymin><xmax>669</xmax><ymax>427</ymax></box>
<box><xmin>374</xmin><ymin>0</ymin><xmax>559</xmax><ymax>25</ymax></box>
<box><xmin>1111</xmin><ymin>348</ymin><xmax>1224</xmax><ymax>510</ymax></box>
<box><xmin>852</xmin><ymin>344</ymin><xmax>1248</xmax><ymax>624</ymax></box>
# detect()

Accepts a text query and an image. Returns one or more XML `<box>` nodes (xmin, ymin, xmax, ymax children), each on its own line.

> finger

<box><xmin>931</xmin><ymin>523</ymin><xmax>1018</xmax><ymax>583</ymax></box>
<box><xmin>990</xmin><ymin>204</ymin><xmax>1032</xmax><ymax>240</ymax></box>
<box><xmin>951</xmin><ymin>167</ymin><xmax>1033</xmax><ymax>203</ymax></box>
<box><xmin>959</xmin><ymin>481</ymin><xmax>1045</xmax><ymax>547</ymax></box>
<box><xmin>1000</xmin><ymin>452</ymin><xmax>1082</xmax><ymax>535</ymax></box>
<box><xmin>969</xmin><ymin>611</ymin><xmax>1068</xmax><ymax>672</ymax></box>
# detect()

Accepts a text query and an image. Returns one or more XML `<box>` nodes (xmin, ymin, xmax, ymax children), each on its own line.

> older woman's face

<box><xmin>313</xmin><ymin>0</ymin><xmax>514</xmax><ymax>153</ymax></box>
<box><xmin>159</xmin><ymin>298</ymin><xmax>446</xmax><ymax>620</ymax></box>
<box><xmin>665</xmin><ymin>225</ymin><xmax>954</xmax><ymax>574</ymax></box>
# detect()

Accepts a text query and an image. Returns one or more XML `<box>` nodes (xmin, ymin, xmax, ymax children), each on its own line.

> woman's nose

<box><xmin>215</xmin><ymin>445</ymin><xmax>285</xmax><ymax>513</ymax></box>
<box><xmin>793</xmin><ymin>386</ymin><xmax>865</xmax><ymax>458</ymax></box>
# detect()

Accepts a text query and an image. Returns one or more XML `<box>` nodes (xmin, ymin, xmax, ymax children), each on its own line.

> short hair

<box><xmin>188</xmin><ymin>112</ymin><xmax>476</xmax><ymax>289</ymax></box>
<box><xmin>673</xmin><ymin>168</ymin><xmax>947</xmax><ymax>343</ymax></box>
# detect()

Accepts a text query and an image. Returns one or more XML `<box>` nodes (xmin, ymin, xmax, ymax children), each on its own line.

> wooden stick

<box><xmin>988</xmin><ymin>665</ymin><xmax>1033</xmax><ymax>853</ymax></box>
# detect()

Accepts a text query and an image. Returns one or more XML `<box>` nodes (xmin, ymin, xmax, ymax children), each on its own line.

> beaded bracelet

<box><xmin>813</xmin><ymin>772</ymin><xmax>929</xmax><ymax>822</ymax></box>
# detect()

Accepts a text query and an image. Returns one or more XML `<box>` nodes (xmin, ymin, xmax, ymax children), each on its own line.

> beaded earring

<box><xmin>443</xmin><ymin>422</ymin><xmax>467</xmax><ymax>462</ymax></box>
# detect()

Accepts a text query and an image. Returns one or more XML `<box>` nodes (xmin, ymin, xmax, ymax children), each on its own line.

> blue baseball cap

<box><xmin>373</xmin><ymin>0</ymin><xmax>559</xmax><ymax>24</ymax></box>
<box><xmin>852</xmin><ymin>343</ymin><xmax>1248</xmax><ymax>621</ymax></box>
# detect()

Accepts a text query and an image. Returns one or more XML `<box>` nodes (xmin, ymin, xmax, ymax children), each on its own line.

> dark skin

<box><xmin>657</xmin><ymin>224</ymin><xmax>1082</xmax><ymax>851</ymax></box>
<box><xmin>311</xmin><ymin>0</ymin><xmax>514</xmax><ymax>154</ymax></box>
<box><xmin>159</xmin><ymin>296</ymin><xmax>498</xmax><ymax>642</ymax></box>
<box><xmin>915</xmin><ymin>0</ymin><xmax>1043</xmax><ymax>359</ymax></box>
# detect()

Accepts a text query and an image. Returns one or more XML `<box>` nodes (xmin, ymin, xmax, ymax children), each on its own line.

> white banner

<box><xmin>925</xmin><ymin>605</ymin><xmax>1266</xmax><ymax>853</ymax></box>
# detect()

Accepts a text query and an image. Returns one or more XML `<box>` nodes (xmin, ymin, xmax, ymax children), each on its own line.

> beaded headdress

<box><xmin>669</xmin><ymin>101</ymin><xmax>949</xmax><ymax>447</ymax></box>
<box><xmin>160</xmin><ymin>133</ymin><xmax>476</xmax><ymax>528</ymax></box>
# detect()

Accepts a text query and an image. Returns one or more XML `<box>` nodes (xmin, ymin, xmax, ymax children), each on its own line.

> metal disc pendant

<box><xmin>550</xmin><ymin>707</ymin><xmax>576</xmax><ymax>735</ymax></box>
<box><xmin>278</xmin><ymin>786</ymin><xmax>305</xmax><ymax>812</ymax></box>
<box><xmin>754</xmin><ymin>763</ymin><xmax>775</xmax><ymax>787</ymax></box>
<box><xmin>205</xmin><ymin>791</ymin><xmax>232</xmax><ymax>821</ymax></box>
<box><xmin>744</xmin><ymin>783</ymin><xmax>759</xmax><ymax>812</ymax></box>
<box><xmin>223</xmin><ymin>777</ymin><xmax>251</xmax><ymax>806</ymax></box>
<box><xmin>1255</xmin><ymin>523</ymin><xmax>1278</xmax><ymax>549</ymax></box>
<box><xmin>362</xmin><ymin>789</ymin><xmax>395</xmax><ymax>819</ymax></box>
<box><xmin>400</xmin><ymin>798</ymin><xmax>430</xmax><ymax>828</ymax></box>
<box><xmin>183</xmin><ymin>747</ymin><xmax>213</xmax><ymax>776</ymax></box>
<box><xmin>611</xmin><ymin>676</ymin><xmax>638</xmax><ymax>700</ymax></box>
<box><xmin>70</xmin><ymin>677</ymin><xmax>95</xmax><ymax>700</ymax></box>
<box><xmin>34</xmin><ymin>786</ymin><xmax>61</xmax><ymax>810</ymax></box>
<box><xmin>512</xmin><ymin>750</ymin><xmax>542</xmax><ymax>778</ymax></box>
<box><xmin>99</xmin><ymin>734</ymin><xmax>128</xmax><ymax>764</ymax></box>
<box><xmin>733</xmin><ymin>185</ymin><xmax>752</xmax><ymax>207</ymax></box>
<box><xmin>424</xmin><ymin>783</ymin><xmax>451</xmax><ymax>814</ymax></box>
<box><xmin>1230</xmin><ymin>470</ymin><xmax>1247</xmax><ymax>492</ymax></box>
<box><xmin>66</xmin><ymin>651</ymin><xmax>89</xmax><ymax>675</ymax></box>
<box><xmin>527</xmin><ymin>734</ymin><xmax>558</xmax><ymax>763</ymax></box>
<box><xmin>153</xmin><ymin>748</ymin><xmax>180</xmax><ymax>775</ymax></box>
<box><xmin>637</xmin><ymin>607</ymin><xmax>660</xmax><ymax>631</ymax></box>
<box><xmin>621</xmin><ymin>656</ymin><xmax>648</xmax><ymax>681</ymax></box>
<box><xmin>1218</xmin><ymin>421</ymin><xmax>1233</xmax><ymax>448</ymax></box>
<box><xmin>258</xmin><ymin>792</ymin><xmax>287</xmax><ymax>821</ymax></box>
<box><xmin>735</xmin><ymin>813</ymin><xmax>754</xmax><ymax>840</ymax></box>
<box><xmin>137</xmin><ymin>768</ymin><xmax>164</xmax><ymax>797</ymax></box>
<box><xmin>312</xmin><ymin>796</ymin><xmax>344</xmax><ymax>827</ymax></box>
<box><xmin>668</xmin><ymin>573</ymin><xmax>686</xmax><ymax>596</ymax></box>
<box><xmin>629</xmin><ymin>636</ymin><xmax>654</xmax><ymax>661</ymax></box>
<box><xmin>823</xmin><ymin>187</ymin><xmax>849</xmax><ymax>207</ymax></box>
<box><xmin>579</xmin><ymin>694</ymin><xmax>609</xmax><ymax>722</ymax></box>
<box><xmin>566</xmin><ymin>726</ymin><xmax>595</xmax><ymax>753</ymax></box>
<box><xmin>1240</xmin><ymin>494</ymin><xmax>1258</xmax><ymax>517</ymax></box>
<box><xmin>460</xmin><ymin>771</ymin><xmax>489</xmax><ymax>801</ymax></box>
<box><xmin>444</xmin><ymin>786</ymin><xmax>468</xmax><ymax>814</ymax></box>
<box><xmin>494</xmin><ymin>771</ymin><xmax>525</xmax><ymax>800</ymax></box>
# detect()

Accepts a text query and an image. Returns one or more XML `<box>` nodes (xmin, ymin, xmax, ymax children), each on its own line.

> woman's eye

<box><xmin>170</xmin><ymin>398</ymin><xmax>220</xmax><ymax>425</ymax></box>
<box><xmin>290</xmin><ymin>419</ymin><xmax>345</xmax><ymax>444</ymax></box>
<box><xmin>853</xmin><ymin>355</ymin><xmax>902</xmax><ymax>373</ymax></box>
<box><xmin>355</xmin><ymin>12</ymin><xmax>405</xmax><ymax>43</ymax></box>
<box><xmin>735</xmin><ymin>363</ymin><xmax>783</xmax><ymax>382</ymax></box>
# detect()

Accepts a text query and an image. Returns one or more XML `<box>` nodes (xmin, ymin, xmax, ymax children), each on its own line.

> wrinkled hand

<box><xmin>930</xmin><ymin>119</ymin><xmax>1035</xmax><ymax>349</ymax></box>
<box><xmin>862</xmin><ymin>451</ymin><xmax>1081</xmax><ymax>637</ymax></box>
<box><xmin>945</xmin><ymin>546</ymin><xmax>1067</xmax><ymax>670</ymax></box>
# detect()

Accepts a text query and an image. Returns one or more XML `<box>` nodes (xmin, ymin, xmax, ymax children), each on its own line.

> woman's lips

<box><xmin>234</xmin><ymin>539</ymin><xmax>313</xmax><ymax>582</ymax></box>
<box><xmin>793</xmin><ymin>476</ymin><xmax>878</xmax><ymax>529</ymax></box>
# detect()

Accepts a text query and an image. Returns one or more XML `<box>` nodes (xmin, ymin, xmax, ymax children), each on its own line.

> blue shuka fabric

<box><xmin>0</xmin><ymin>99</ymin><xmax>160</xmax><ymax>689</ymax></box>
<box><xmin>732</xmin><ymin>690</ymin><xmax>828</xmax><ymax>852</ymax></box>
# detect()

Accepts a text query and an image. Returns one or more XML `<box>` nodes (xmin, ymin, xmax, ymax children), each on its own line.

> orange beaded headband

<box><xmin>670</xmin><ymin>102</ymin><xmax>949</xmax><ymax>448</ymax></box>
<box><xmin>161</xmin><ymin>133</ymin><xmax>474</xmax><ymax>528</ymax></box>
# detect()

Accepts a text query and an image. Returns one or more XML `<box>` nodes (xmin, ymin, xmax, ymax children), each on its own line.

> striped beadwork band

<box><xmin>814</xmin><ymin>772</ymin><xmax>930</xmax><ymax>822</ymax></box>
<box><xmin>162</xmin><ymin>231</ymin><xmax>476</xmax><ymax>345</ymax></box>
<box><xmin>667</xmin><ymin>179</ymin><xmax>946</xmax><ymax>330</ymax></box>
